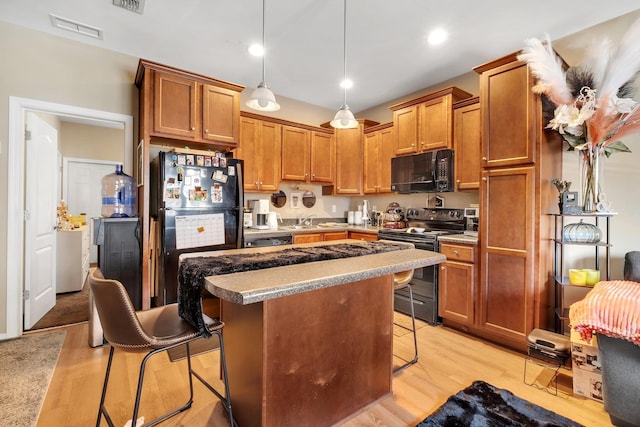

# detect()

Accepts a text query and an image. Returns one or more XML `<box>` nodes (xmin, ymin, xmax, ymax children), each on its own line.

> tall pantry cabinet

<box><xmin>473</xmin><ymin>53</ymin><xmax>562</xmax><ymax>351</ymax></box>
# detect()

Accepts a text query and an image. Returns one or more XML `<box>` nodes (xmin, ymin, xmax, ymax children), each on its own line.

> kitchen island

<box><xmin>181</xmin><ymin>240</ymin><xmax>445</xmax><ymax>426</ymax></box>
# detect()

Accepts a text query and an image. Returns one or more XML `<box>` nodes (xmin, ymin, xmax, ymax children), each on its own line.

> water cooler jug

<box><xmin>101</xmin><ymin>164</ymin><xmax>136</xmax><ymax>217</ymax></box>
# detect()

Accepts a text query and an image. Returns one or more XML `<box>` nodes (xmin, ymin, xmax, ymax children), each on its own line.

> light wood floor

<box><xmin>36</xmin><ymin>315</ymin><xmax>612</xmax><ymax>426</ymax></box>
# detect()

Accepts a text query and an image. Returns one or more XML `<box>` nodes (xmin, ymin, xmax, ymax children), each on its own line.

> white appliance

<box><xmin>251</xmin><ymin>199</ymin><xmax>270</xmax><ymax>229</ymax></box>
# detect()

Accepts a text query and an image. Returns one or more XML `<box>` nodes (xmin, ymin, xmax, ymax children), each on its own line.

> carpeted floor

<box><xmin>0</xmin><ymin>330</ymin><xmax>66</xmax><ymax>427</ymax></box>
<box><xmin>417</xmin><ymin>380</ymin><xmax>583</xmax><ymax>427</ymax></box>
<box><xmin>30</xmin><ymin>283</ymin><xmax>89</xmax><ymax>330</ymax></box>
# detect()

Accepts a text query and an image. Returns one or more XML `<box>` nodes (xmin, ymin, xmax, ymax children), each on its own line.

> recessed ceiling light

<box><xmin>340</xmin><ymin>79</ymin><xmax>353</xmax><ymax>89</ymax></box>
<box><xmin>248</xmin><ymin>43</ymin><xmax>264</xmax><ymax>57</ymax></box>
<box><xmin>427</xmin><ymin>28</ymin><xmax>448</xmax><ymax>45</ymax></box>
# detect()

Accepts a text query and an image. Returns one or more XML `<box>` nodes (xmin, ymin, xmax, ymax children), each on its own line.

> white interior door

<box><xmin>24</xmin><ymin>112</ymin><xmax>59</xmax><ymax>329</ymax></box>
<box><xmin>64</xmin><ymin>159</ymin><xmax>119</xmax><ymax>263</ymax></box>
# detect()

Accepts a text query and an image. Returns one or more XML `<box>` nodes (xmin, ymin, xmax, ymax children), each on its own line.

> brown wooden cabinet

<box><xmin>335</xmin><ymin>125</ymin><xmax>364</xmax><ymax>195</ymax></box>
<box><xmin>281</xmin><ymin>126</ymin><xmax>311</xmax><ymax>181</ymax></box>
<box><xmin>135</xmin><ymin>59</ymin><xmax>244</xmax><ymax>309</ymax></box>
<box><xmin>237</xmin><ymin>116</ymin><xmax>281</xmax><ymax>192</ymax></box>
<box><xmin>473</xmin><ymin>53</ymin><xmax>562</xmax><ymax>351</ymax></box>
<box><xmin>348</xmin><ymin>231</ymin><xmax>378</xmax><ymax>242</ymax></box>
<box><xmin>144</xmin><ymin>63</ymin><xmax>242</xmax><ymax>147</ymax></box>
<box><xmin>439</xmin><ymin>242</ymin><xmax>477</xmax><ymax>326</ymax></box>
<box><xmin>310</xmin><ymin>131</ymin><xmax>335</xmax><ymax>184</ymax></box>
<box><xmin>281</xmin><ymin>126</ymin><xmax>335</xmax><ymax>184</ymax></box>
<box><xmin>453</xmin><ymin>97</ymin><xmax>481</xmax><ymax>191</ymax></box>
<box><xmin>390</xmin><ymin>87</ymin><xmax>472</xmax><ymax>155</ymax></box>
<box><xmin>363</xmin><ymin>123</ymin><xmax>394</xmax><ymax>194</ymax></box>
<box><xmin>293</xmin><ymin>230</ymin><xmax>348</xmax><ymax>244</ymax></box>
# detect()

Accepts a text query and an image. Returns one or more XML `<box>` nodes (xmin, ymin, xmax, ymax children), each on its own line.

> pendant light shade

<box><xmin>246</xmin><ymin>0</ymin><xmax>280</xmax><ymax>112</ymax></box>
<box><xmin>330</xmin><ymin>105</ymin><xmax>357</xmax><ymax>128</ymax></box>
<box><xmin>331</xmin><ymin>0</ymin><xmax>358</xmax><ymax>129</ymax></box>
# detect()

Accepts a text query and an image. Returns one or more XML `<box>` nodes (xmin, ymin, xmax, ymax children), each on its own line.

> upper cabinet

<box><xmin>310</xmin><ymin>131</ymin><xmax>335</xmax><ymax>184</ymax></box>
<box><xmin>237</xmin><ymin>115</ymin><xmax>281</xmax><ymax>193</ymax></box>
<box><xmin>280</xmin><ymin>125</ymin><xmax>335</xmax><ymax>184</ymax></box>
<box><xmin>238</xmin><ymin>112</ymin><xmax>334</xmax><ymax>190</ymax></box>
<box><xmin>474</xmin><ymin>58</ymin><xmax>537</xmax><ymax>168</ymax></box>
<box><xmin>281</xmin><ymin>125</ymin><xmax>311</xmax><ymax>181</ymax></box>
<box><xmin>453</xmin><ymin>97</ymin><xmax>481</xmax><ymax>190</ymax></box>
<box><xmin>363</xmin><ymin>123</ymin><xmax>395</xmax><ymax>194</ymax></box>
<box><xmin>136</xmin><ymin>59</ymin><xmax>243</xmax><ymax>148</ymax></box>
<box><xmin>325</xmin><ymin>119</ymin><xmax>379</xmax><ymax>195</ymax></box>
<box><xmin>390</xmin><ymin>87</ymin><xmax>472</xmax><ymax>155</ymax></box>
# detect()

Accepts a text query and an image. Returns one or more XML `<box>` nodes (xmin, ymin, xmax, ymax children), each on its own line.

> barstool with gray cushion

<box><xmin>89</xmin><ymin>268</ymin><xmax>234</xmax><ymax>427</ymax></box>
<box><xmin>393</xmin><ymin>269</ymin><xmax>418</xmax><ymax>373</ymax></box>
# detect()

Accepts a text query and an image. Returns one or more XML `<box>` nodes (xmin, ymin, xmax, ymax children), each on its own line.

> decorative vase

<box><xmin>579</xmin><ymin>147</ymin><xmax>604</xmax><ymax>212</ymax></box>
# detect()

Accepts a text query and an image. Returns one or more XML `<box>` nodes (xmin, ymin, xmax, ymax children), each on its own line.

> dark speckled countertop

<box><xmin>181</xmin><ymin>239</ymin><xmax>445</xmax><ymax>305</ymax></box>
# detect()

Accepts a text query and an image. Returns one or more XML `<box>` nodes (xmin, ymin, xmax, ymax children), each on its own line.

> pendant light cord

<box><xmin>261</xmin><ymin>0</ymin><xmax>267</xmax><ymax>82</ymax></box>
<box><xmin>342</xmin><ymin>0</ymin><xmax>348</xmax><ymax>106</ymax></box>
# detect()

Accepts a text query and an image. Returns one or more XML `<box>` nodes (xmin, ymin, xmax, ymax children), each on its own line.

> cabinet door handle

<box><xmin>456</xmin><ymin>179</ymin><xmax>460</xmax><ymax>183</ymax></box>
<box><xmin>191</xmin><ymin>127</ymin><xmax>196</xmax><ymax>131</ymax></box>
<box><xmin>482</xmin><ymin>157</ymin><xmax>487</xmax><ymax>161</ymax></box>
<box><xmin>204</xmin><ymin>129</ymin><xmax>208</xmax><ymax>133</ymax></box>
<box><xmin>482</xmin><ymin>177</ymin><xmax>487</xmax><ymax>181</ymax></box>
<box><xmin>441</xmin><ymin>266</ymin><xmax>445</xmax><ymax>271</ymax></box>
<box><xmin>452</xmin><ymin>250</ymin><xmax>458</xmax><ymax>254</ymax></box>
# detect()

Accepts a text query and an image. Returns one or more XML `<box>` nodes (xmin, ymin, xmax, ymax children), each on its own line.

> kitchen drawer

<box><xmin>440</xmin><ymin>242</ymin><xmax>475</xmax><ymax>263</ymax></box>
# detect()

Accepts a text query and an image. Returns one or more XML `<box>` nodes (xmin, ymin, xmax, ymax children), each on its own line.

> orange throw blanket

<box><xmin>569</xmin><ymin>280</ymin><xmax>640</xmax><ymax>346</ymax></box>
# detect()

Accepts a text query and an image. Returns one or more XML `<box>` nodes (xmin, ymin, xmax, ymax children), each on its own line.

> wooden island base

<box><xmin>221</xmin><ymin>275</ymin><xmax>393</xmax><ymax>427</ymax></box>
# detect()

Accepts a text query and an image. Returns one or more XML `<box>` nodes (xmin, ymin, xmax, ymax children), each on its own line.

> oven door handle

<box><xmin>395</xmin><ymin>295</ymin><xmax>425</xmax><ymax>305</ymax></box>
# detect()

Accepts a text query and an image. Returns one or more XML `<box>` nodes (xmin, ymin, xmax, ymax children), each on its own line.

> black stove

<box><xmin>378</xmin><ymin>207</ymin><xmax>465</xmax><ymax>245</ymax></box>
<box><xmin>377</xmin><ymin>207</ymin><xmax>465</xmax><ymax>325</ymax></box>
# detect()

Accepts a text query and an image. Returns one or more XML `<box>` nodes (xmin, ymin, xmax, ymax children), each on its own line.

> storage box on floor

<box><xmin>571</xmin><ymin>330</ymin><xmax>603</xmax><ymax>402</ymax></box>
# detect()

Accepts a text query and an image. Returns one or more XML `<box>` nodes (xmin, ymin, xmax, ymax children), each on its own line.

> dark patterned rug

<box><xmin>418</xmin><ymin>381</ymin><xmax>582</xmax><ymax>427</ymax></box>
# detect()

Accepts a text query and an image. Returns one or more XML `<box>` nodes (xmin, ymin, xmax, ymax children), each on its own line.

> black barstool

<box><xmin>393</xmin><ymin>270</ymin><xmax>418</xmax><ymax>373</ymax></box>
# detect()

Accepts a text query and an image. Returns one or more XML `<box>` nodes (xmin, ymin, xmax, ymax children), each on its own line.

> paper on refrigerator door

<box><xmin>175</xmin><ymin>213</ymin><xmax>225</xmax><ymax>249</ymax></box>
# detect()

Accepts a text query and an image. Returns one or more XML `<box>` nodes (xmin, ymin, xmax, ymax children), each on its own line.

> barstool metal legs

<box><xmin>393</xmin><ymin>283</ymin><xmax>419</xmax><ymax>373</ymax></box>
<box><xmin>96</xmin><ymin>334</ymin><xmax>234</xmax><ymax>427</ymax></box>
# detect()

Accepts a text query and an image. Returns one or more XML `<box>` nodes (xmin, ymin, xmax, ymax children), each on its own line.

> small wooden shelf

<box><xmin>553</xmin><ymin>213</ymin><xmax>612</xmax><ymax>334</ymax></box>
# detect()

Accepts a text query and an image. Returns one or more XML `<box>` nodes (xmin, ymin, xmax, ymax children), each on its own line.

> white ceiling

<box><xmin>1</xmin><ymin>1</ymin><xmax>639</xmax><ymax>113</ymax></box>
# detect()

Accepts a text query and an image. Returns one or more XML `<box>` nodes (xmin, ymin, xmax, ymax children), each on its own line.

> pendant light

<box><xmin>330</xmin><ymin>0</ymin><xmax>358</xmax><ymax>129</ymax></box>
<box><xmin>246</xmin><ymin>0</ymin><xmax>280</xmax><ymax>111</ymax></box>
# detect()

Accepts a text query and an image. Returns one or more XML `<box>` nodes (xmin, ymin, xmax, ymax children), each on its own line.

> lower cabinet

<box><xmin>56</xmin><ymin>225</ymin><xmax>90</xmax><ymax>293</ymax></box>
<box><xmin>438</xmin><ymin>242</ymin><xmax>477</xmax><ymax>327</ymax></box>
<box><xmin>293</xmin><ymin>230</ymin><xmax>348</xmax><ymax>244</ymax></box>
<box><xmin>348</xmin><ymin>231</ymin><xmax>378</xmax><ymax>242</ymax></box>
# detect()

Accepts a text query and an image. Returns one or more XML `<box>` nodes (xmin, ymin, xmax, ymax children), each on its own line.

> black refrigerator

<box><xmin>150</xmin><ymin>151</ymin><xmax>243</xmax><ymax>305</ymax></box>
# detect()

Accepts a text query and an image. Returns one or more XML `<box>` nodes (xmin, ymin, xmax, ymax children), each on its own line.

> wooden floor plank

<box><xmin>36</xmin><ymin>318</ymin><xmax>612</xmax><ymax>427</ymax></box>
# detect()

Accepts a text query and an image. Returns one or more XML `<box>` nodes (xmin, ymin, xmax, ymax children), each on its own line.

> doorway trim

<box><xmin>4</xmin><ymin>96</ymin><xmax>133</xmax><ymax>340</ymax></box>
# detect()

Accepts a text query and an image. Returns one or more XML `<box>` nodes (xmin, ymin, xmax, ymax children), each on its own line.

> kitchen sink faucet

<box><xmin>298</xmin><ymin>213</ymin><xmax>316</xmax><ymax>226</ymax></box>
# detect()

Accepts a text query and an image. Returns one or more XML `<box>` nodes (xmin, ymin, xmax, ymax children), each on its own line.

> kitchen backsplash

<box><xmin>247</xmin><ymin>184</ymin><xmax>479</xmax><ymax>223</ymax></box>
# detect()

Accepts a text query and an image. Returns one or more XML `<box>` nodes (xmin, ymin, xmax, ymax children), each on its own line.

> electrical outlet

<box><xmin>332</xmin><ymin>204</ymin><xmax>337</xmax><ymax>213</ymax></box>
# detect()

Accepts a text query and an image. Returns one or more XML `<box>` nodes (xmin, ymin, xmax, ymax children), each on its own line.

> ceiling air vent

<box><xmin>49</xmin><ymin>14</ymin><xmax>103</xmax><ymax>39</ymax></box>
<box><xmin>113</xmin><ymin>0</ymin><xmax>145</xmax><ymax>14</ymax></box>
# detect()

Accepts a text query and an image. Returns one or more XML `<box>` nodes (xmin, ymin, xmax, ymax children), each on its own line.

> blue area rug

<box><xmin>418</xmin><ymin>380</ymin><xmax>582</xmax><ymax>427</ymax></box>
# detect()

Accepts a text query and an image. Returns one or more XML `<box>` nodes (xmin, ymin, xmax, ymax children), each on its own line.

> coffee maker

<box><xmin>464</xmin><ymin>207</ymin><xmax>479</xmax><ymax>236</ymax></box>
<box><xmin>250</xmin><ymin>199</ymin><xmax>270</xmax><ymax>230</ymax></box>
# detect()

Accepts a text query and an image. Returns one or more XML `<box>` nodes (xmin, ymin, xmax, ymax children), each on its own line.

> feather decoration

<box><xmin>604</xmin><ymin>106</ymin><xmax>640</xmax><ymax>146</ymax></box>
<box><xmin>517</xmin><ymin>35</ymin><xmax>573</xmax><ymax>105</ymax></box>
<box><xmin>580</xmin><ymin>38</ymin><xmax>612</xmax><ymax>90</ymax></box>
<box><xmin>587</xmin><ymin>94</ymin><xmax>616</xmax><ymax>145</ymax></box>
<box><xmin>599</xmin><ymin>17</ymin><xmax>640</xmax><ymax>98</ymax></box>
<box><xmin>618</xmin><ymin>73</ymin><xmax>639</xmax><ymax>99</ymax></box>
<box><xmin>566</xmin><ymin>66</ymin><xmax>595</xmax><ymax>98</ymax></box>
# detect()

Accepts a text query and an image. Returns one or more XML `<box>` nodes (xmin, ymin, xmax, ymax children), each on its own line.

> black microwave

<box><xmin>390</xmin><ymin>149</ymin><xmax>454</xmax><ymax>193</ymax></box>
